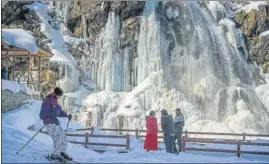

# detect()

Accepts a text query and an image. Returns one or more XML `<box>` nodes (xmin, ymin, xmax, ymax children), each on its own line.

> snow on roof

<box><xmin>1</xmin><ymin>79</ymin><xmax>31</xmax><ymax>94</ymax></box>
<box><xmin>259</xmin><ymin>30</ymin><xmax>269</xmax><ymax>39</ymax></box>
<box><xmin>2</xmin><ymin>29</ymin><xmax>38</xmax><ymax>54</ymax></box>
<box><xmin>235</xmin><ymin>1</ymin><xmax>267</xmax><ymax>14</ymax></box>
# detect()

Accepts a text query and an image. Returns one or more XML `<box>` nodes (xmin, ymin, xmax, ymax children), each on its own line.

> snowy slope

<box><xmin>2</xmin><ymin>100</ymin><xmax>269</xmax><ymax>163</ymax></box>
<box><xmin>2</xmin><ymin>28</ymin><xmax>38</xmax><ymax>54</ymax></box>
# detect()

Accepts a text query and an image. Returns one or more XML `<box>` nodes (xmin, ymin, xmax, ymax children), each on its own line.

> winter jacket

<box><xmin>174</xmin><ymin>114</ymin><xmax>185</xmax><ymax>136</ymax></box>
<box><xmin>146</xmin><ymin>116</ymin><xmax>158</xmax><ymax>135</ymax></box>
<box><xmin>144</xmin><ymin>116</ymin><xmax>158</xmax><ymax>151</ymax></box>
<box><xmin>161</xmin><ymin>114</ymin><xmax>175</xmax><ymax>135</ymax></box>
<box><xmin>39</xmin><ymin>93</ymin><xmax>67</xmax><ymax>125</ymax></box>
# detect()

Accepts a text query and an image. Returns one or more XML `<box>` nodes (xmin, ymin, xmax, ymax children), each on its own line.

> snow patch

<box><xmin>1</xmin><ymin>79</ymin><xmax>31</xmax><ymax>94</ymax></box>
<box><xmin>235</xmin><ymin>1</ymin><xmax>267</xmax><ymax>13</ymax></box>
<box><xmin>259</xmin><ymin>30</ymin><xmax>269</xmax><ymax>39</ymax></box>
<box><xmin>2</xmin><ymin>28</ymin><xmax>38</xmax><ymax>54</ymax></box>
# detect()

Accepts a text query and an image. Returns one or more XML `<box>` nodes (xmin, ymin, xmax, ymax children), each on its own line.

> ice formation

<box><xmin>28</xmin><ymin>1</ymin><xmax>269</xmax><ymax>134</ymax></box>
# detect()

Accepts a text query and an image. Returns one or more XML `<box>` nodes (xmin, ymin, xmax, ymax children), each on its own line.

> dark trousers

<box><xmin>164</xmin><ymin>134</ymin><xmax>176</xmax><ymax>153</ymax></box>
<box><xmin>175</xmin><ymin>133</ymin><xmax>183</xmax><ymax>152</ymax></box>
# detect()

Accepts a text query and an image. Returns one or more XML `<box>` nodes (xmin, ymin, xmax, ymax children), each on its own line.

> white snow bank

<box><xmin>2</xmin><ymin>100</ymin><xmax>100</xmax><ymax>163</ymax></box>
<box><xmin>259</xmin><ymin>30</ymin><xmax>269</xmax><ymax>39</ymax></box>
<box><xmin>2</xmin><ymin>79</ymin><xmax>31</xmax><ymax>94</ymax></box>
<box><xmin>27</xmin><ymin>2</ymin><xmax>76</xmax><ymax>66</ymax></box>
<box><xmin>2</xmin><ymin>28</ymin><xmax>38</xmax><ymax>54</ymax></box>
<box><xmin>235</xmin><ymin>1</ymin><xmax>267</xmax><ymax>13</ymax></box>
<box><xmin>2</xmin><ymin>100</ymin><xmax>269</xmax><ymax>163</ymax></box>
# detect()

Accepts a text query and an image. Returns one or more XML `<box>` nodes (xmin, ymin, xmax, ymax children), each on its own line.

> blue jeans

<box><xmin>164</xmin><ymin>134</ymin><xmax>176</xmax><ymax>153</ymax></box>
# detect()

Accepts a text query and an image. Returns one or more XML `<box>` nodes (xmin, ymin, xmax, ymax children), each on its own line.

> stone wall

<box><xmin>1</xmin><ymin>89</ymin><xmax>40</xmax><ymax>113</ymax></box>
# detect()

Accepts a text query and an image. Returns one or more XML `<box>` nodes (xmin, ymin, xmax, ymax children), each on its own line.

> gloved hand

<box><xmin>67</xmin><ymin>114</ymin><xmax>72</xmax><ymax>121</ymax></box>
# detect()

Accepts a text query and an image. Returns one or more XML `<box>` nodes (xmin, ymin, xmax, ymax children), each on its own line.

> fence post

<box><xmin>126</xmin><ymin>134</ymin><xmax>130</xmax><ymax>150</ymax></box>
<box><xmin>85</xmin><ymin>133</ymin><xmax>89</xmax><ymax>148</ymax></box>
<box><xmin>182</xmin><ymin>136</ymin><xmax>186</xmax><ymax>152</ymax></box>
<box><xmin>242</xmin><ymin>133</ymin><xmax>246</xmax><ymax>141</ymax></box>
<box><xmin>237</xmin><ymin>143</ymin><xmax>240</xmax><ymax>158</ymax></box>
<box><xmin>135</xmin><ymin>129</ymin><xmax>138</xmax><ymax>139</ymax></box>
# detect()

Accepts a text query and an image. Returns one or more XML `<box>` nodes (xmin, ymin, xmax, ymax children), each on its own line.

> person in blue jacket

<box><xmin>40</xmin><ymin>87</ymin><xmax>72</xmax><ymax>161</ymax></box>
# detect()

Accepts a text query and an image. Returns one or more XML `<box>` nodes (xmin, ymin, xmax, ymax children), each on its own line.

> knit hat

<box><xmin>54</xmin><ymin>87</ymin><xmax>63</xmax><ymax>96</ymax></box>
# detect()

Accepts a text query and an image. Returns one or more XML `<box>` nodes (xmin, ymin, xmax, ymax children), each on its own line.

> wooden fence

<box><xmin>182</xmin><ymin>136</ymin><xmax>269</xmax><ymax>157</ymax></box>
<box><xmin>41</xmin><ymin>131</ymin><xmax>130</xmax><ymax>153</ymax></box>
<box><xmin>73</xmin><ymin>127</ymin><xmax>269</xmax><ymax>156</ymax></box>
<box><xmin>75</xmin><ymin>127</ymin><xmax>269</xmax><ymax>141</ymax></box>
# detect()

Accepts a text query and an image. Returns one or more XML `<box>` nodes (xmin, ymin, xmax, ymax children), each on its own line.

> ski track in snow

<box><xmin>2</xmin><ymin>100</ymin><xmax>269</xmax><ymax>163</ymax></box>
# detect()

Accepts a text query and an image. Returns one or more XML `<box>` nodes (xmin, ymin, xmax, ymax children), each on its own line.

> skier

<box><xmin>161</xmin><ymin>109</ymin><xmax>176</xmax><ymax>153</ymax></box>
<box><xmin>144</xmin><ymin>111</ymin><xmax>158</xmax><ymax>151</ymax></box>
<box><xmin>39</xmin><ymin>87</ymin><xmax>72</xmax><ymax>161</ymax></box>
<box><xmin>174</xmin><ymin>108</ymin><xmax>185</xmax><ymax>153</ymax></box>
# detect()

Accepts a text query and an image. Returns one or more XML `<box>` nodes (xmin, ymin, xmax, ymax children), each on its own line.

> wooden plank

<box><xmin>2</xmin><ymin>50</ymin><xmax>30</xmax><ymax>56</ymax></box>
<box><xmin>69</xmin><ymin>141</ymin><xmax>127</xmax><ymax>147</ymax></box>
<box><xmin>184</xmin><ymin>131</ymin><xmax>269</xmax><ymax>137</ymax></box>
<box><xmin>185</xmin><ymin>147</ymin><xmax>269</xmax><ymax>156</ymax></box>
<box><xmin>184</xmin><ymin>138</ymin><xmax>269</xmax><ymax>146</ymax></box>
<box><xmin>185</xmin><ymin>147</ymin><xmax>238</xmax><ymax>154</ymax></box>
<box><xmin>88</xmin><ymin>135</ymin><xmax>126</xmax><ymax>139</ymax></box>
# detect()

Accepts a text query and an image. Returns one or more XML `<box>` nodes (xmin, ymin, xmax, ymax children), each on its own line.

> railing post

<box><xmin>85</xmin><ymin>133</ymin><xmax>89</xmax><ymax>148</ymax></box>
<box><xmin>242</xmin><ymin>133</ymin><xmax>246</xmax><ymax>141</ymax></box>
<box><xmin>135</xmin><ymin>128</ymin><xmax>139</xmax><ymax>139</ymax></box>
<box><xmin>237</xmin><ymin>143</ymin><xmax>240</xmax><ymax>158</ymax></box>
<box><xmin>126</xmin><ymin>134</ymin><xmax>130</xmax><ymax>150</ymax></box>
<box><xmin>182</xmin><ymin>136</ymin><xmax>186</xmax><ymax>152</ymax></box>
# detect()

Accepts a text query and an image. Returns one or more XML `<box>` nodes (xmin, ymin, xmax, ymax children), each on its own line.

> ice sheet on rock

<box><xmin>27</xmin><ymin>2</ymin><xmax>76</xmax><ymax>66</ymax></box>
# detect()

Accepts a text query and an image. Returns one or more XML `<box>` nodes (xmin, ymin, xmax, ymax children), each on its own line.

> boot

<box><xmin>61</xmin><ymin>152</ymin><xmax>73</xmax><ymax>161</ymax></box>
<box><xmin>50</xmin><ymin>154</ymin><xmax>65</xmax><ymax>161</ymax></box>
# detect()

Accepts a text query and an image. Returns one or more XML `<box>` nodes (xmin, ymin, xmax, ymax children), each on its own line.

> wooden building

<box><xmin>1</xmin><ymin>40</ymin><xmax>53</xmax><ymax>92</ymax></box>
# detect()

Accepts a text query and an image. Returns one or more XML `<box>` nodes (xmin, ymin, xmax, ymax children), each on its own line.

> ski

<box><xmin>45</xmin><ymin>155</ymin><xmax>68</xmax><ymax>163</ymax></box>
<box><xmin>45</xmin><ymin>155</ymin><xmax>80</xmax><ymax>164</ymax></box>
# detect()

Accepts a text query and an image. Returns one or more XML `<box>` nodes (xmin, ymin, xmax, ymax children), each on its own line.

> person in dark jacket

<box><xmin>39</xmin><ymin>87</ymin><xmax>72</xmax><ymax>161</ymax></box>
<box><xmin>174</xmin><ymin>108</ymin><xmax>185</xmax><ymax>153</ymax></box>
<box><xmin>144</xmin><ymin>111</ymin><xmax>158</xmax><ymax>151</ymax></box>
<box><xmin>161</xmin><ymin>109</ymin><xmax>176</xmax><ymax>153</ymax></box>
<box><xmin>1</xmin><ymin>67</ymin><xmax>7</xmax><ymax>79</ymax></box>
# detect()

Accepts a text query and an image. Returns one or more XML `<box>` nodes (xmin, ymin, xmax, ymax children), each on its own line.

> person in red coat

<box><xmin>144</xmin><ymin>111</ymin><xmax>158</xmax><ymax>151</ymax></box>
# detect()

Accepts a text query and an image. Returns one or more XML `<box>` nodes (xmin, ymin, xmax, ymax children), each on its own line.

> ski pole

<box><xmin>16</xmin><ymin>125</ymin><xmax>45</xmax><ymax>155</ymax></box>
<box><xmin>65</xmin><ymin>120</ymin><xmax>70</xmax><ymax>135</ymax></box>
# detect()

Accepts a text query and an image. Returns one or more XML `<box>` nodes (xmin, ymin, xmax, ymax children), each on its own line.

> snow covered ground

<box><xmin>2</xmin><ymin>100</ymin><xmax>269</xmax><ymax>163</ymax></box>
<box><xmin>2</xmin><ymin>79</ymin><xmax>31</xmax><ymax>94</ymax></box>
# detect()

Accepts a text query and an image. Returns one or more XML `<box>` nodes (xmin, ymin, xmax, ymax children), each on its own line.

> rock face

<box><xmin>233</xmin><ymin>2</ymin><xmax>269</xmax><ymax>73</ymax></box>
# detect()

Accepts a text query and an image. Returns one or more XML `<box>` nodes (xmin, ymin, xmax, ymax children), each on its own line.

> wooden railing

<box><xmin>41</xmin><ymin>131</ymin><xmax>130</xmax><ymax>153</ymax></box>
<box><xmin>41</xmin><ymin>128</ymin><xmax>269</xmax><ymax>156</ymax></box>
<box><xmin>182</xmin><ymin>136</ymin><xmax>269</xmax><ymax>157</ymax></box>
<box><xmin>75</xmin><ymin>127</ymin><xmax>269</xmax><ymax>141</ymax></box>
